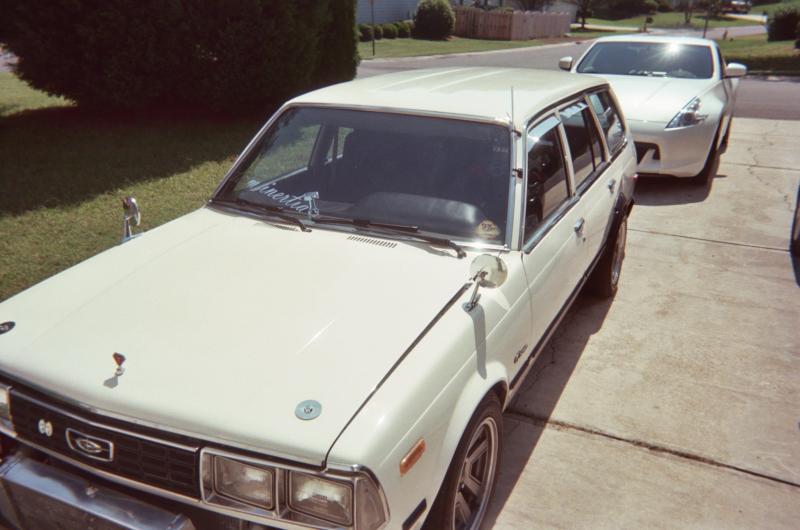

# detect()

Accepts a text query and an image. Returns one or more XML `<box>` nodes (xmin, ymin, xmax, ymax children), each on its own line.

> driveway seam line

<box><xmin>628</xmin><ymin>228</ymin><xmax>788</xmax><ymax>252</ymax></box>
<box><xmin>505</xmin><ymin>411</ymin><xmax>800</xmax><ymax>490</ymax></box>
<box><xmin>724</xmin><ymin>161</ymin><xmax>800</xmax><ymax>172</ymax></box>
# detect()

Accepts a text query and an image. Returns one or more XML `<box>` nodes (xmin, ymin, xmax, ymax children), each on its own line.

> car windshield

<box><xmin>576</xmin><ymin>42</ymin><xmax>714</xmax><ymax>79</ymax></box>
<box><xmin>215</xmin><ymin>106</ymin><xmax>511</xmax><ymax>243</ymax></box>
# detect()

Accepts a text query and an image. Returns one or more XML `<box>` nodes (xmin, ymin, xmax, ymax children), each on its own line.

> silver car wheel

<box><xmin>451</xmin><ymin>416</ymin><xmax>499</xmax><ymax>530</ymax></box>
<box><xmin>611</xmin><ymin>217</ymin><xmax>627</xmax><ymax>287</ymax></box>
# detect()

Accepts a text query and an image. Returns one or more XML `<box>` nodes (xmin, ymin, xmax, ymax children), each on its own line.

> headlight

<box><xmin>212</xmin><ymin>456</ymin><xmax>274</xmax><ymax>509</ymax></box>
<box><xmin>289</xmin><ymin>472</ymin><xmax>353</xmax><ymax>526</ymax></box>
<box><xmin>666</xmin><ymin>97</ymin><xmax>707</xmax><ymax>129</ymax></box>
<box><xmin>0</xmin><ymin>383</ymin><xmax>13</xmax><ymax>432</ymax></box>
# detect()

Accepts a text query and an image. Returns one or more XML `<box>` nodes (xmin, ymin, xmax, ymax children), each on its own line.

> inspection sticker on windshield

<box><xmin>475</xmin><ymin>220</ymin><xmax>501</xmax><ymax>239</ymax></box>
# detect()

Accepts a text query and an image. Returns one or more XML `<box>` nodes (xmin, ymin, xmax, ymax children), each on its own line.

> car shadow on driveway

<box><xmin>632</xmin><ymin>173</ymin><xmax>722</xmax><ymax>206</ymax></box>
<box><xmin>482</xmin><ymin>292</ymin><xmax>614</xmax><ymax>528</ymax></box>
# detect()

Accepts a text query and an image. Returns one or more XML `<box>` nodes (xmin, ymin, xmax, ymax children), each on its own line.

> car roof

<box><xmin>289</xmin><ymin>67</ymin><xmax>606</xmax><ymax>128</ymax></box>
<box><xmin>590</xmin><ymin>34</ymin><xmax>716</xmax><ymax>47</ymax></box>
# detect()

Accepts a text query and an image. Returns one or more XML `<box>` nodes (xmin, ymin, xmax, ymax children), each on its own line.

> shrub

<box><xmin>358</xmin><ymin>23</ymin><xmax>374</xmax><ymax>42</ymax></box>
<box><xmin>414</xmin><ymin>0</ymin><xmax>455</xmax><ymax>40</ymax></box>
<box><xmin>0</xmin><ymin>0</ymin><xmax>358</xmax><ymax>113</ymax></box>
<box><xmin>373</xmin><ymin>23</ymin><xmax>384</xmax><ymax>40</ymax></box>
<box><xmin>768</xmin><ymin>7</ymin><xmax>800</xmax><ymax>41</ymax></box>
<box><xmin>397</xmin><ymin>21</ymin><xmax>412</xmax><ymax>38</ymax></box>
<box><xmin>796</xmin><ymin>20</ymin><xmax>800</xmax><ymax>49</ymax></box>
<box><xmin>382</xmin><ymin>23</ymin><xmax>399</xmax><ymax>39</ymax></box>
<box><xmin>656</xmin><ymin>0</ymin><xmax>673</xmax><ymax>12</ymax></box>
<box><xmin>605</xmin><ymin>0</ymin><xmax>657</xmax><ymax>17</ymax></box>
<box><xmin>643</xmin><ymin>0</ymin><xmax>659</xmax><ymax>14</ymax></box>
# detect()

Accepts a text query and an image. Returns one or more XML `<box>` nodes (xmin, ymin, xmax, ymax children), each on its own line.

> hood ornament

<box><xmin>113</xmin><ymin>352</ymin><xmax>126</xmax><ymax>376</ymax></box>
<box><xmin>295</xmin><ymin>400</ymin><xmax>322</xmax><ymax>421</ymax></box>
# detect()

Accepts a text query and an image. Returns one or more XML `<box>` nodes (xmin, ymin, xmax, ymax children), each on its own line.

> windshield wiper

<box><xmin>312</xmin><ymin>216</ymin><xmax>466</xmax><ymax>258</ymax></box>
<box><xmin>210</xmin><ymin>198</ymin><xmax>310</xmax><ymax>232</ymax></box>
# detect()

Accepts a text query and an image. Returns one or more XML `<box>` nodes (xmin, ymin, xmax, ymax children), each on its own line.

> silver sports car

<box><xmin>560</xmin><ymin>35</ymin><xmax>747</xmax><ymax>184</ymax></box>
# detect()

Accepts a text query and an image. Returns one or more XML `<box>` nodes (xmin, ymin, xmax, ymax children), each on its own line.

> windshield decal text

<box><xmin>248</xmin><ymin>182</ymin><xmax>310</xmax><ymax>213</ymax></box>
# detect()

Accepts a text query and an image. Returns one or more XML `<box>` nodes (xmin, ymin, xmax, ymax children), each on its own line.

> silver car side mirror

<box><xmin>121</xmin><ymin>196</ymin><xmax>141</xmax><ymax>243</ymax></box>
<box><xmin>558</xmin><ymin>56</ymin><xmax>573</xmax><ymax>71</ymax></box>
<box><xmin>464</xmin><ymin>255</ymin><xmax>508</xmax><ymax>312</ymax></box>
<box><xmin>724</xmin><ymin>62</ymin><xmax>747</xmax><ymax>78</ymax></box>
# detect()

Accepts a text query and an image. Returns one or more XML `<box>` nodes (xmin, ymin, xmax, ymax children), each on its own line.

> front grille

<box><xmin>9</xmin><ymin>391</ymin><xmax>200</xmax><ymax>498</ymax></box>
<box><xmin>634</xmin><ymin>142</ymin><xmax>660</xmax><ymax>163</ymax></box>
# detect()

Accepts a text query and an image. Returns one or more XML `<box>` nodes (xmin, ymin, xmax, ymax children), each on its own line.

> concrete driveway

<box><xmin>485</xmin><ymin>119</ymin><xmax>800</xmax><ymax>527</ymax></box>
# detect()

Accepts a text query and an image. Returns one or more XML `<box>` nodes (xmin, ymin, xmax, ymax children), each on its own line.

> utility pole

<box><xmin>370</xmin><ymin>0</ymin><xmax>376</xmax><ymax>57</ymax></box>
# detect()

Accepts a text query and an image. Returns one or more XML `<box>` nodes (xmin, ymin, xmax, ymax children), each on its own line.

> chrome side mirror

<box><xmin>558</xmin><ymin>56</ymin><xmax>573</xmax><ymax>71</ymax></box>
<box><xmin>464</xmin><ymin>255</ymin><xmax>508</xmax><ymax>312</ymax></box>
<box><xmin>724</xmin><ymin>62</ymin><xmax>747</xmax><ymax>78</ymax></box>
<box><xmin>121</xmin><ymin>196</ymin><xmax>141</xmax><ymax>243</ymax></box>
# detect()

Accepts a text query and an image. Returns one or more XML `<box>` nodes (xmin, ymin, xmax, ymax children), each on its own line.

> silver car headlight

<box><xmin>213</xmin><ymin>456</ymin><xmax>275</xmax><ymax>509</ymax></box>
<box><xmin>0</xmin><ymin>383</ymin><xmax>13</xmax><ymax>432</ymax></box>
<box><xmin>289</xmin><ymin>472</ymin><xmax>353</xmax><ymax>526</ymax></box>
<box><xmin>666</xmin><ymin>97</ymin><xmax>707</xmax><ymax>129</ymax></box>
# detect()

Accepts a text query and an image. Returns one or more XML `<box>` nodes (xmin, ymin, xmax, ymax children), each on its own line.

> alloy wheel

<box><xmin>451</xmin><ymin>416</ymin><xmax>499</xmax><ymax>530</ymax></box>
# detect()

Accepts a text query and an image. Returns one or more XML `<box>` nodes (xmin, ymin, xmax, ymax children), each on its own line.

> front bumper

<box><xmin>0</xmin><ymin>452</ymin><xmax>197</xmax><ymax>530</ymax></box>
<box><xmin>628</xmin><ymin>119</ymin><xmax>717</xmax><ymax>178</ymax></box>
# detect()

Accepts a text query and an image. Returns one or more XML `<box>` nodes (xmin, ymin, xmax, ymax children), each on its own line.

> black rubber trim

<box><xmin>402</xmin><ymin>499</ymin><xmax>428</xmax><ymax>530</ymax></box>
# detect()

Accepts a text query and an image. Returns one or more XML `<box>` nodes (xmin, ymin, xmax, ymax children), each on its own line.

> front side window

<box><xmin>588</xmin><ymin>91</ymin><xmax>626</xmax><ymax>155</ymax></box>
<box><xmin>217</xmin><ymin>107</ymin><xmax>511</xmax><ymax>242</ymax></box>
<box><xmin>576</xmin><ymin>42</ymin><xmax>714</xmax><ymax>79</ymax></box>
<box><xmin>525</xmin><ymin>116</ymin><xmax>570</xmax><ymax>239</ymax></box>
<box><xmin>559</xmin><ymin>102</ymin><xmax>604</xmax><ymax>190</ymax></box>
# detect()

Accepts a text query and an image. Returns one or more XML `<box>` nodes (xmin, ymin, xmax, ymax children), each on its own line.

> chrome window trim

<box><xmin>520</xmin><ymin>109</ymin><xmax>578</xmax><ymax>253</ymax></box>
<box><xmin>10</xmin><ymin>391</ymin><xmax>197</xmax><ymax>452</ymax></box>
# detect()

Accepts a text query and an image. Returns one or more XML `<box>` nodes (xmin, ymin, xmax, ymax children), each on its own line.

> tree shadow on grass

<box><xmin>0</xmin><ymin>106</ymin><xmax>266</xmax><ymax>216</ymax></box>
<box><xmin>483</xmin><ymin>293</ymin><xmax>614</xmax><ymax>527</ymax></box>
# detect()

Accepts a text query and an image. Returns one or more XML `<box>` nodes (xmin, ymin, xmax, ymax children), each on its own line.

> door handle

<box><xmin>608</xmin><ymin>178</ymin><xmax>617</xmax><ymax>193</ymax></box>
<box><xmin>574</xmin><ymin>218</ymin><xmax>585</xmax><ymax>234</ymax></box>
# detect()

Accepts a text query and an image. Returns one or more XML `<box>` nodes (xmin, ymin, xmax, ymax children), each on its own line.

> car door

<box><xmin>519</xmin><ymin>113</ymin><xmax>585</xmax><ymax>357</ymax></box>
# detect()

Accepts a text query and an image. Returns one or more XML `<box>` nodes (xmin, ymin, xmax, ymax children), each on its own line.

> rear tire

<box><xmin>692</xmin><ymin>127</ymin><xmax>721</xmax><ymax>186</ymax></box>
<box><xmin>587</xmin><ymin>216</ymin><xmax>627</xmax><ymax>299</ymax></box>
<box><xmin>424</xmin><ymin>394</ymin><xmax>502</xmax><ymax>530</ymax></box>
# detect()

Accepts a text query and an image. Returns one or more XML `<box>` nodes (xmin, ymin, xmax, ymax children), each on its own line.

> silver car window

<box><xmin>577</xmin><ymin>42</ymin><xmax>714</xmax><ymax>79</ymax></box>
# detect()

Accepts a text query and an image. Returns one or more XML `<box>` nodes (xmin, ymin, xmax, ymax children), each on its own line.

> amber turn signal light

<box><xmin>399</xmin><ymin>438</ymin><xmax>426</xmax><ymax>476</ymax></box>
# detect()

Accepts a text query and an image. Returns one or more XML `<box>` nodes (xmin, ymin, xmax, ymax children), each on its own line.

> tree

<box><xmin>678</xmin><ymin>0</ymin><xmax>695</xmax><ymax>24</ymax></box>
<box><xmin>572</xmin><ymin>0</ymin><xmax>595</xmax><ymax>29</ymax></box>
<box><xmin>515</xmin><ymin>0</ymin><xmax>554</xmax><ymax>12</ymax></box>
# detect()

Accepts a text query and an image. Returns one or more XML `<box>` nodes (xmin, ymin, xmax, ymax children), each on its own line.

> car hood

<box><xmin>0</xmin><ymin>208</ymin><xmax>475</xmax><ymax>465</ymax></box>
<box><xmin>597</xmin><ymin>74</ymin><xmax>713</xmax><ymax>123</ymax></box>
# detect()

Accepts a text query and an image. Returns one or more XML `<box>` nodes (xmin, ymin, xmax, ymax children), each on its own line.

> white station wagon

<box><xmin>0</xmin><ymin>68</ymin><xmax>636</xmax><ymax>530</ymax></box>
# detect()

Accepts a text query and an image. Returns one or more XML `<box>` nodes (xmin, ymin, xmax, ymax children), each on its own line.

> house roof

<box><xmin>289</xmin><ymin>67</ymin><xmax>607</xmax><ymax>128</ymax></box>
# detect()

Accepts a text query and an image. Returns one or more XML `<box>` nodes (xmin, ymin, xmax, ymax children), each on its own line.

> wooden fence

<box><xmin>453</xmin><ymin>7</ymin><xmax>572</xmax><ymax>40</ymax></box>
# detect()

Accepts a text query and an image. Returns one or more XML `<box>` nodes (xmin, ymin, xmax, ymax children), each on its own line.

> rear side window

<box><xmin>559</xmin><ymin>102</ymin><xmax>604</xmax><ymax>190</ymax></box>
<box><xmin>588</xmin><ymin>91</ymin><xmax>626</xmax><ymax>155</ymax></box>
<box><xmin>525</xmin><ymin>116</ymin><xmax>570</xmax><ymax>239</ymax></box>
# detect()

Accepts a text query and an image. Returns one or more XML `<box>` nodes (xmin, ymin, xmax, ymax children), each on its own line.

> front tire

<box><xmin>693</xmin><ymin>126</ymin><xmax>721</xmax><ymax>186</ymax></box>
<box><xmin>425</xmin><ymin>394</ymin><xmax>502</xmax><ymax>530</ymax></box>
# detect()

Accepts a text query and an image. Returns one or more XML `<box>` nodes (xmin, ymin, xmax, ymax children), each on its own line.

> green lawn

<box><xmin>717</xmin><ymin>33</ymin><xmax>800</xmax><ymax>74</ymax></box>
<box><xmin>0</xmin><ymin>73</ymin><xmax>263</xmax><ymax>301</ymax></box>
<box><xmin>587</xmin><ymin>12</ymin><xmax>754</xmax><ymax>30</ymax></box>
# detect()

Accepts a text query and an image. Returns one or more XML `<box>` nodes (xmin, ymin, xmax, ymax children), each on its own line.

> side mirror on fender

<box><xmin>463</xmin><ymin>254</ymin><xmax>508</xmax><ymax>312</ymax></box>
<box><xmin>558</xmin><ymin>56</ymin><xmax>574</xmax><ymax>71</ymax></box>
<box><xmin>724</xmin><ymin>62</ymin><xmax>747</xmax><ymax>78</ymax></box>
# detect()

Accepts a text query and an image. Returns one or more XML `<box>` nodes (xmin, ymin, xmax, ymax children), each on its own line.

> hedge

<box><xmin>0</xmin><ymin>0</ymin><xmax>358</xmax><ymax>113</ymax></box>
<box><xmin>414</xmin><ymin>0</ymin><xmax>455</xmax><ymax>40</ymax></box>
<box><xmin>768</xmin><ymin>7</ymin><xmax>800</xmax><ymax>41</ymax></box>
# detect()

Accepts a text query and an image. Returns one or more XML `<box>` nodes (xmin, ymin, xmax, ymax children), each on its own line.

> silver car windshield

<box><xmin>216</xmin><ymin>106</ymin><xmax>511</xmax><ymax>243</ymax></box>
<box><xmin>577</xmin><ymin>42</ymin><xmax>714</xmax><ymax>79</ymax></box>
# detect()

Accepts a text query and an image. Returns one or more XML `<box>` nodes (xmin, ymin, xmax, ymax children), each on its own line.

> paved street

<box><xmin>484</xmin><ymin>119</ymin><xmax>800</xmax><ymax>527</ymax></box>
